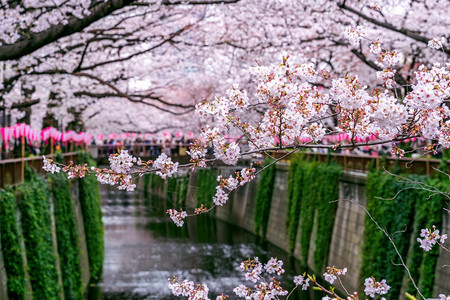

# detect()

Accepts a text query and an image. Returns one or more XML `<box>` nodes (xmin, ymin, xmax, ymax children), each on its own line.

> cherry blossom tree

<box><xmin>1</xmin><ymin>0</ymin><xmax>449</xmax><ymax>134</ymax></box>
<box><xmin>7</xmin><ymin>1</ymin><xmax>450</xmax><ymax>298</ymax></box>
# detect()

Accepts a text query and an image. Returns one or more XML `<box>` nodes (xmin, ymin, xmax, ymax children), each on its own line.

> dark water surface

<box><xmin>87</xmin><ymin>186</ymin><xmax>315</xmax><ymax>299</ymax></box>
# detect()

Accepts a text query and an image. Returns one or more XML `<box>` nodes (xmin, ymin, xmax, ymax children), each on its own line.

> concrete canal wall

<box><xmin>144</xmin><ymin>160</ymin><xmax>449</xmax><ymax>298</ymax></box>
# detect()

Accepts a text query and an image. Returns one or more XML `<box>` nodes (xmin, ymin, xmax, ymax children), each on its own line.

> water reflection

<box><xmin>88</xmin><ymin>186</ymin><xmax>316</xmax><ymax>299</ymax></box>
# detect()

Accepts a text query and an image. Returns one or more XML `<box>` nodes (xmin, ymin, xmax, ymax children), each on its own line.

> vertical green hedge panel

<box><xmin>254</xmin><ymin>159</ymin><xmax>277</xmax><ymax>238</ymax></box>
<box><xmin>0</xmin><ymin>188</ymin><xmax>26</xmax><ymax>300</ymax></box>
<box><xmin>286</xmin><ymin>155</ymin><xmax>305</xmax><ymax>253</ymax></box>
<box><xmin>18</xmin><ymin>172</ymin><xmax>61</xmax><ymax>299</ymax></box>
<box><xmin>407</xmin><ymin>178</ymin><xmax>444</xmax><ymax>298</ymax></box>
<box><xmin>167</xmin><ymin>176</ymin><xmax>178</xmax><ymax>208</ymax></box>
<box><xmin>299</xmin><ymin>161</ymin><xmax>319</xmax><ymax>264</ymax></box>
<box><xmin>313</xmin><ymin>162</ymin><xmax>342</xmax><ymax>271</ymax></box>
<box><xmin>362</xmin><ymin>170</ymin><xmax>441</xmax><ymax>299</ymax></box>
<box><xmin>77</xmin><ymin>152</ymin><xmax>104</xmax><ymax>283</ymax></box>
<box><xmin>196</xmin><ymin>169</ymin><xmax>217</xmax><ymax>209</ymax></box>
<box><xmin>178</xmin><ymin>174</ymin><xmax>190</xmax><ymax>208</ymax></box>
<box><xmin>48</xmin><ymin>173</ymin><xmax>83</xmax><ymax>299</ymax></box>
<box><xmin>285</xmin><ymin>156</ymin><xmax>342</xmax><ymax>268</ymax></box>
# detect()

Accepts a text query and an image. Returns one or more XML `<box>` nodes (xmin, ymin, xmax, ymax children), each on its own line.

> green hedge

<box><xmin>178</xmin><ymin>175</ymin><xmax>190</xmax><ymax>208</ymax></box>
<box><xmin>313</xmin><ymin>162</ymin><xmax>342</xmax><ymax>271</ymax></box>
<box><xmin>285</xmin><ymin>156</ymin><xmax>342</xmax><ymax>269</ymax></box>
<box><xmin>254</xmin><ymin>159</ymin><xmax>277</xmax><ymax>238</ymax></box>
<box><xmin>286</xmin><ymin>154</ymin><xmax>305</xmax><ymax>253</ymax></box>
<box><xmin>48</xmin><ymin>172</ymin><xmax>83</xmax><ymax>299</ymax></box>
<box><xmin>143</xmin><ymin>173</ymin><xmax>150</xmax><ymax>198</ymax></box>
<box><xmin>407</xmin><ymin>177</ymin><xmax>444</xmax><ymax>298</ymax></box>
<box><xmin>166</xmin><ymin>175</ymin><xmax>190</xmax><ymax>209</ymax></box>
<box><xmin>196</xmin><ymin>169</ymin><xmax>217</xmax><ymax>209</ymax></box>
<box><xmin>298</xmin><ymin>161</ymin><xmax>319</xmax><ymax>264</ymax></box>
<box><xmin>18</xmin><ymin>170</ymin><xmax>61</xmax><ymax>299</ymax></box>
<box><xmin>0</xmin><ymin>188</ymin><xmax>26</xmax><ymax>300</ymax></box>
<box><xmin>167</xmin><ymin>176</ymin><xmax>178</xmax><ymax>207</ymax></box>
<box><xmin>362</xmin><ymin>170</ymin><xmax>444</xmax><ymax>299</ymax></box>
<box><xmin>151</xmin><ymin>173</ymin><xmax>164</xmax><ymax>190</ymax></box>
<box><xmin>77</xmin><ymin>152</ymin><xmax>104</xmax><ymax>283</ymax></box>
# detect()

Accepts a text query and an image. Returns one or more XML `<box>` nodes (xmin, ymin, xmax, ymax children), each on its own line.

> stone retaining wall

<box><xmin>183</xmin><ymin>163</ymin><xmax>449</xmax><ymax>297</ymax></box>
<box><xmin>0</xmin><ymin>180</ymin><xmax>92</xmax><ymax>300</ymax></box>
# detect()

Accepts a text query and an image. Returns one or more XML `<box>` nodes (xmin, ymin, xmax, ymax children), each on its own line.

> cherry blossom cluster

<box><xmin>62</xmin><ymin>162</ymin><xmax>88</xmax><ymax>179</ymax></box>
<box><xmin>363</xmin><ymin>277</ymin><xmax>391</xmax><ymax>298</ymax></box>
<box><xmin>153</xmin><ymin>153</ymin><xmax>179</xmax><ymax>179</ymax></box>
<box><xmin>94</xmin><ymin>168</ymin><xmax>136</xmax><ymax>191</ymax></box>
<box><xmin>323</xmin><ymin>266</ymin><xmax>347</xmax><ymax>285</ymax></box>
<box><xmin>416</xmin><ymin>225</ymin><xmax>447</xmax><ymax>252</ymax></box>
<box><xmin>186</xmin><ymin>142</ymin><xmax>207</xmax><ymax>169</ymax></box>
<box><xmin>42</xmin><ymin>156</ymin><xmax>61</xmax><ymax>174</ymax></box>
<box><xmin>233</xmin><ymin>257</ymin><xmax>290</xmax><ymax>298</ymax></box>
<box><xmin>390</xmin><ymin>144</ymin><xmax>405</xmax><ymax>158</ymax></box>
<box><xmin>376</xmin><ymin>68</ymin><xmax>396</xmax><ymax>88</ymax></box>
<box><xmin>168</xmin><ymin>258</ymin><xmax>391</xmax><ymax>299</ymax></box>
<box><xmin>428</xmin><ymin>37</ymin><xmax>445</xmax><ymax>50</ymax></box>
<box><xmin>168</xmin><ymin>277</ymin><xmax>212</xmax><ymax>300</ymax></box>
<box><xmin>212</xmin><ymin>166</ymin><xmax>256</xmax><ymax>207</ymax></box>
<box><xmin>168</xmin><ymin>257</ymin><xmax>293</xmax><ymax>299</ymax></box>
<box><xmin>344</xmin><ymin>26</ymin><xmax>365</xmax><ymax>47</ymax></box>
<box><xmin>109</xmin><ymin>150</ymin><xmax>137</xmax><ymax>174</ymax></box>
<box><xmin>0</xmin><ymin>1</ymin><xmax>92</xmax><ymax>45</ymax></box>
<box><xmin>264</xmin><ymin>257</ymin><xmax>285</xmax><ymax>276</ymax></box>
<box><xmin>293</xmin><ymin>274</ymin><xmax>310</xmax><ymax>290</ymax></box>
<box><xmin>166</xmin><ymin>209</ymin><xmax>188</xmax><ymax>227</ymax></box>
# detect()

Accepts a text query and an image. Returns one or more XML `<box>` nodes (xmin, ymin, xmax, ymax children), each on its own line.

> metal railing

<box><xmin>0</xmin><ymin>152</ymin><xmax>77</xmax><ymax>188</ymax></box>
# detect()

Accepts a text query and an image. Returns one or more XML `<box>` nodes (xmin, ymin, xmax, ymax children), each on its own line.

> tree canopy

<box><xmin>0</xmin><ymin>0</ymin><xmax>448</xmax><ymax>134</ymax></box>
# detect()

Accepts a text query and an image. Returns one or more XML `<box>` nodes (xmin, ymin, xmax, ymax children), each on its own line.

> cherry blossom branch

<box><xmin>338</xmin><ymin>2</ymin><xmax>450</xmax><ymax>55</ymax></box>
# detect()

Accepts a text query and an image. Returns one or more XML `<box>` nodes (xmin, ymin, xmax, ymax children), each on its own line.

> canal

<box><xmin>87</xmin><ymin>185</ymin><xmax>317</xmax><ymax>299</ymax></box>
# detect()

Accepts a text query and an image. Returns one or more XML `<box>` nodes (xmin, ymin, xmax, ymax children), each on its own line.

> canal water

<box><xmin>87</xmin><ymin>185</ymin><xmax>317</xmax><ymax>299</ymax></box>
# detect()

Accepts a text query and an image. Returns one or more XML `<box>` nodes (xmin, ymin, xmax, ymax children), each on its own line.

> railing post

<box><xmin>21</xmin><ymin>135</ymin><xmax>25</xmax><ymax>182</ymax></box>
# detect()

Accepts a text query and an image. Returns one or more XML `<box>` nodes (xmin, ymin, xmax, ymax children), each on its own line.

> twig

<box><xmin>332</xmin><ymin>199</ymin><xmax>426</xmax><ymax>300</ymax></box>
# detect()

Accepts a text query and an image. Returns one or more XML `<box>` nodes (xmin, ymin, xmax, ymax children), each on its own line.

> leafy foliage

<box><xmin>143</xmin><ymin>173</ymin><xmax>150</xmax><ymax>198</ymax></box>
<box><xmin>406</xmin><ymin>177</ymin><xmax>445</xmax><ymax>297</ymax></box>
<box><xmin>254</xmin><ymin>159</ymin><xmax>277</xmax><ymax>238</ymax></box>
<box><xmin>286</xmin><ymin>156</ymin><xmax>342</xmax><ymax>269</ymax></box>
<box><xmin>362</xmin><ymin>170</ymin><xmax>444</xmax><ymax>299</ymax></box>
<box><xmin>285</xmin><ymin>154</ymin><xmax>305</xmax><ymax>253</ymax></box>
<box><xmin>0</xmin><ymin>188</ymin><xmax>26</xmax><ymax>300</ymax></box>
<box><xmin>313</xmin><ymin>162</ymin><xmax>342</xmax><ymax>271</ymax></box>
<box><xmin>151</xmin><ymin>172</ymin><xmax>164</xmax><ymax>190</ymax></box>
<box><xmin>18</xmin><ymin>170</ymin><xmax>61</xmax><ymax>299</ymax></box>
<box><xmin>196</xmin><ymin>169</ymin><xmax>217</xmax><ymax>209</ymax></box>
<box><xmin>48</xmin><ymin>172</ymin><xmax>83</xmax><ymax>299</ymax></box>
<box><xmin>77</xmin><ymin>152</ymin><xmax>104</xmax><ymax>283</ymax></box>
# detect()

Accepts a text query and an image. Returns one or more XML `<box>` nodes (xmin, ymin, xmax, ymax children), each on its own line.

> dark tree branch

<box><xmin>73</xmin><ymin>91</ymin><xmax>195</xmax><ymax>109</ymax></box>
<box><xmin>0</xmin><ymin>99</ymin><xmax>40</xmax><ymax>110</ymax></box>
<box><xmin>0</xmin><ymin>0</ymin><xmax>135</xmax><ymax>61</ymax></box>
<box><xmin>77</xmin><ymin>23</ymin><xmax>193</xmax><ymax>71</ymax></box>
<box><xmin>338</xmin><ymin>2</ymin><xmax>450</xmax><ymax>55</ymax></box>
<box><xmin>72</xmin><ymin>72</ymin><xmax>195</xmax><ymax>115</ymax></box>
<box><xmin>0</xmin><ymin>0</ymin><xmax>242</xmax><ymax>61</ymax></box>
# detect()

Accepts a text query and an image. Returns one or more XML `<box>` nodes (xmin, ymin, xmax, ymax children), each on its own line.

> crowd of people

<box><xmin>96</xmin><ymin>135</ymin><xmax>195</xmax><ymax>158</ymax></box>
<box><xmin>0</xmin><ymin>129</ymin><xmax>445</xmax><ymax>161</ymax></box>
